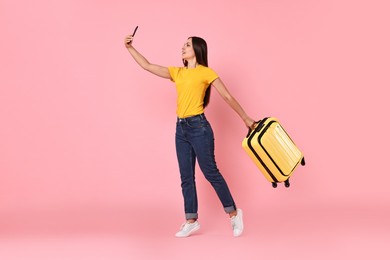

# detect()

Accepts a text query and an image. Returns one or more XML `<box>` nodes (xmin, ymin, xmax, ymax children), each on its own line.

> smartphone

<box><xmin>132</xmin><ymin>26</ymin><xmax>138</xmax><ymax>37</ymax></box>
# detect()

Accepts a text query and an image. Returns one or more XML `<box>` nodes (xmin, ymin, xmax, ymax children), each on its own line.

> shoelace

<box><xmin>231</xmin><ymin>216</ymin><xmax>238</xmax><ymax>229</ymax></box>
<box><xmin>180</xmin><ymin>222</ymin><xmax>193</xmax><ymax>231</ymax></box>
<box><xmin>179</xmin><ymin>223</ymin><xmax>187</xmax><ymax>230</ymax></box>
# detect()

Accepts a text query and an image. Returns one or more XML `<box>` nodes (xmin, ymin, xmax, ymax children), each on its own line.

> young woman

<box><xmin>124</xmin><ymin>33</ymin><xmax>255</xmax><ymax>237</ymax></box>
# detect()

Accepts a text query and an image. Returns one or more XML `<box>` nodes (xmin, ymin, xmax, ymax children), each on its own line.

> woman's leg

<box><xmin>176</xmin><ymin>115</ymin><xmax>244</xmax><ymax>237</ymax></box>
<box><xmin>191</xmin><ymin>122</ymin><xmax>244</xmax><ymax>236</ymax></box>
<box><xmin>188</xmin><ymin>119</ymin><xmax>237</xmax><ymax>214</ymax></box>
<box><xmin>175</xmin><ymin>123</ymin><xmax>198</xmax><ymax>220</ymax></box>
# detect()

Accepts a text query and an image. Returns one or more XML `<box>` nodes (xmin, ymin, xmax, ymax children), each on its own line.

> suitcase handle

<box><xmin>245</xmin><ymin>117</ymin><xmax>270</xmax><ymax>138</ymax></box>
<box><xmin>245</xmin><ymin>119</ymin><xmax>263</xmax><ymax>138</ymax></box>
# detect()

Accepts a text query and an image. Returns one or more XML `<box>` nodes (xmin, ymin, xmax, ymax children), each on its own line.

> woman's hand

<box><xmin>124</xmin><ymin>35</ymin><xmax>134</xmax><ymax>48</ymax></box>
<box><xmin>244</xmin><ymin>117</ymin><xmax>256</xmax><ymax>130</ymax></box>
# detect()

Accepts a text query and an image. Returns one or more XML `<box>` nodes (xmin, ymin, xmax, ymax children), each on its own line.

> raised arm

<box><xmin>124</xmin><ymin>35</ymin><xmax>171</xmax><ymax>79</ymax></box>
<box><xmin>212</xmin><ymin>78</ymin><xmax>255</xmax><ymax>129</ymax></box>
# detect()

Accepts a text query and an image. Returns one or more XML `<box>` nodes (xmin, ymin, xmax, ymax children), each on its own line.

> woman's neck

<box><xmin>186</xmin><ymin>59</ymin><xmax>198</xmax><ymax>68</ymax></box>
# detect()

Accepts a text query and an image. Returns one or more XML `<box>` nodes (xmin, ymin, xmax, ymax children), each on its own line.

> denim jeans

<box><xmin>175</xmin><ymin>113</ymin><xmax>236</xmax><ymax>220</ymax></box>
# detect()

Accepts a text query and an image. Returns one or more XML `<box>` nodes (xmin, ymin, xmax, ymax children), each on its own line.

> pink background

<box><xmin>1</xmin><ymin>0</ymin><xmax>389</xmax><ymax>259</ymax></box>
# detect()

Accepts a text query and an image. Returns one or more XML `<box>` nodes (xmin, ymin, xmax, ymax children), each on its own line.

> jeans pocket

<box><xmin>186</xmin><ymin>117</ymin><xmax>204</xmax><ymax>128</ymax></box>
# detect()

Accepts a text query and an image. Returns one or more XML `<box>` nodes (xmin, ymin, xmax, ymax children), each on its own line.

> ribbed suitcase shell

<box><xmin>242</xmin><ymin>117</ymin><xmax>304</xmax><ymax>187</ymax></box>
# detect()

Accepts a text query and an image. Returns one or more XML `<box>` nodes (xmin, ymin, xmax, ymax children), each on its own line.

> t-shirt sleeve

<box><xmin>168</xmin><ymin>67</ymin><xmax>180</xmax><ymax>82</ymax></box>
<box><xmin>205</xmin><ymin>67</ymin><xmax>219</xmax><ymax>84</ymax></box>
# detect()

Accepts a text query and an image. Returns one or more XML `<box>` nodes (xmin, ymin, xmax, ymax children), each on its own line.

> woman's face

<box><xmin>182</xmin><ymin>38</ymin><xmax>196</xmax><ymax>60</ymax></box>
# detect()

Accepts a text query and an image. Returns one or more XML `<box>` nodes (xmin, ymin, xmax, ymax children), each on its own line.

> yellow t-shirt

<box><xmin>168</xmin><ymin>65</ymin><xmax>219</xmax><ymax>118</ymax></box>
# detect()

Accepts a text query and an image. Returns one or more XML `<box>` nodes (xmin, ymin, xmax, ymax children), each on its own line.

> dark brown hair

<box><xmin>183</xmin><ymin>36</ymin><xmax>212</xmax><ymax>107</ymax></box>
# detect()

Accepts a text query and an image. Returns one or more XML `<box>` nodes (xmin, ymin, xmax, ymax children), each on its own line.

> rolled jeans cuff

<box><xmin>224</xmin><ymin>206</ymin><xmax>236</xmax><ymax>214</ymax></box>
<box><xmin>185</xmin><ymin>213</ymin><xmax>198</xmax><ymax>220</ymax></box>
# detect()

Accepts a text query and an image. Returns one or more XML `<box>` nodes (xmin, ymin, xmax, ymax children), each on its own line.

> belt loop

<box><xmin>200</xmin><ymin>113</ymin><xmax>204</xmax><ymax>119</ymax></box>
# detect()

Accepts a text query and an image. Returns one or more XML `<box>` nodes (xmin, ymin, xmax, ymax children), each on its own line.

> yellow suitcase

<box><xmin>242</xmin><ymin>117</ymin><xmax>305</xmax><ymax>188</ymax></box>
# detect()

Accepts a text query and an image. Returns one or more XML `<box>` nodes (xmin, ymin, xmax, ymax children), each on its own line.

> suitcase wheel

<box><xmin>272</xmin><ymin>180</ymin><xmax>291</xmax><ymax>188</ymax></box>
<box><xmin>301</xmin><ymin>157</ymin><xmax>306</xmax><ymax>166</ymax></box>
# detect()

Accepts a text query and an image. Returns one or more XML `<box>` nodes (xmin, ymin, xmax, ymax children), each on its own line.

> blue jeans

<box><xmin>175</xmin><ymin>113</ymin><xmax>236</xmax><ymax>220</ymax></box>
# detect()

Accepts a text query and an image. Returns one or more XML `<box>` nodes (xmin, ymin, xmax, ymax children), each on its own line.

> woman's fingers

<box><xmin>124</xmin><ymin>35</ymin><xmax>133</xmax><ymax>47</ymax></box>
<box><xmin>244</xmin><ymin>117</ymin><xmax>256</xmax><ymax>130</ymax></box>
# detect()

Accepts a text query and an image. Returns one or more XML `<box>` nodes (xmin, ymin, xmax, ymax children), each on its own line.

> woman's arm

<box><xmin>212</xmin><ymin>78</ymin><xmax>255</xmax><ymax>129</ymax></box>
<box><xmin>124</xmin><ymin>35</ymin><xmax>171</xmax><ymax>79</ymax></box>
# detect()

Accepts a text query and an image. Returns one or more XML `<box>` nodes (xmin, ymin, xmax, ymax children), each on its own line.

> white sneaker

<box><xmin>231</xmin><ymin>209</ymin><xmax>244</xmax><ymax>237</ymax></box>
<box><xmin>175</xmin><ymin>221</ymin><xmax>200</xmax><ymax>238</ymax></box>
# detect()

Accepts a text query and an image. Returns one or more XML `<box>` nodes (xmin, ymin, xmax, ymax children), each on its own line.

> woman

<box><xmin>124</xmin><ymin>34</ymin><xmax>255</xmax><ymax>237</ymax></box>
